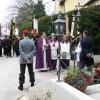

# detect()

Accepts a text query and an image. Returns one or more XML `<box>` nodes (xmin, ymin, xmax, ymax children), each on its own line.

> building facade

<box><xmin>52</xmin><ymin>0</ymin><xmax>100</xmax><ymax>14</ymax></box>
<box><xmin>52</xmin><ymin>0</ymin><xmax>100</xmax><ymax>35</ymax></box>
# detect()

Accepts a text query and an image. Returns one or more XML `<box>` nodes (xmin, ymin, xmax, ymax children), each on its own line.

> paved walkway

<box><xmin>0</xmin><ymin>55</ymin><xmax>99</xmax><ymax>100</ymax></box>
<box><xmin>0</xmin><ymin>56</ymin><xmax>58</xmax><ymax>100</ymax></box>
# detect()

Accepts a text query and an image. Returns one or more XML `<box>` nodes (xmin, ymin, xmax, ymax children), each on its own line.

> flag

<box><xmin>32</xmin><ymin>18</ymin><xmax>38</xmax><ymax>37</ymax></box>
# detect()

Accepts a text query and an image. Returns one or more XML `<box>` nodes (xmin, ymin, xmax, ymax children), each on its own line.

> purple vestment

<box><xmin>35</xmin><ymin>37</ymin><xmax>52</xmax><ymax>69</ymax></box>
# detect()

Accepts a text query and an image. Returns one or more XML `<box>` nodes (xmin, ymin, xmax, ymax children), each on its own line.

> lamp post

<box><xmin>54</xmin><ymin>14</ymin><xmax>66</xmax><ymax>82</ymax></box>
<box><xmin>72</xmin><ymin>3</ymin><xmax>81</xmax><ymax>71</ymax></box>
<box><xmin>72</xmin><ymin>9</ymin><xmax>81</xmax><ymax>36</ymax></box>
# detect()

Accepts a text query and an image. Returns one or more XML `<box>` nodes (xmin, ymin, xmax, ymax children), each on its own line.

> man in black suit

<box><xmin>0</xmin><ymin>38</ymin><xmax>2</xmax><ymax>57</ymax></box>
<box><xmin>80</xmin><ymin>30</ymin><xmax>94</xmax><ymax>68</ymax></box>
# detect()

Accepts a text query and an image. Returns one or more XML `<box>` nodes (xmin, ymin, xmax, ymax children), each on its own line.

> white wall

<box><xmin>29</xmin><ymin>79</ymin><xmax>95</xmax><ymax>100</ymax></box>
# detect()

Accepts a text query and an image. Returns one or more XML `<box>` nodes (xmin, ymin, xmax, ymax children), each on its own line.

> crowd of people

<box><xmin>18</xmin><ymin>29</ymin><xmax>94</xmax><ymax>90</ymax></box>
<box><xmin>0</xmin><ymin>30</ymin><xmax>94</xmax><ymax>91</ymax></box>
<box><xmin>35</xmin><ymin>32</ymin><xmax>71</xmax><ymax>71</ymax></box>
<box><xmin>35</xmin><ymin>30</ymin><xmax>94</xmax><ymax>71</ymax></box>
<box><xmin>0</xmin><ymin>35</ymin><xmax>20</xmax><ymax>57</ymax></box>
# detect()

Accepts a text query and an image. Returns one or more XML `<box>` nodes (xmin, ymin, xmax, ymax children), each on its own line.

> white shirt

<box><xmin>75</xmin><ymin>42</ymin><xmax>81</xmax><ymax>53</ymax></box>
<box><xmin>50</xmin><ymin>41</ymin><xmax>58</xmax><ymax>59</ymax></box>
<box><xmin>42</xmin><ymin>38</ymin><xmax>47</xmax><ymax>51</ymax></box>
<box><xmin>75</xmin><ymin>42</ymin><xmax>81</xmax><ymax>62</ymax></box>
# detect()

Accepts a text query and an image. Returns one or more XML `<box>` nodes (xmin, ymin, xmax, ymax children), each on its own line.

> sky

<box><xmin>0</xmin><ymin>0</ymin><xmax>55</xmax><ymax>24</ymax></box>
<box><xmin>0</xmin><ymin>0</ymin><xmax>16</xmax><ymax>24</ymax></box>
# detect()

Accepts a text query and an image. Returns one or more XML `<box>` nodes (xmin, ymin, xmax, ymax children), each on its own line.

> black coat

<box><xmin>80</xmin><ymin>37</ymin><xmax>92</xmax><ymax>54</ymax></box>
<box><xmin>80</xmin><ymin>37</ymin><xmax>94</xmax><ymax>67</ymax></box>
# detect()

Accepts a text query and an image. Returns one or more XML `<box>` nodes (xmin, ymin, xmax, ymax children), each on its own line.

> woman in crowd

<box><xmin>60</xmin><ymin>34</ymin><xmax>71</xmax><ymax>69</ymax></box>
<box><xmin>49</xmin><ymin>33</ymin><xmax>58</xmax><ymax>70</ymax></box>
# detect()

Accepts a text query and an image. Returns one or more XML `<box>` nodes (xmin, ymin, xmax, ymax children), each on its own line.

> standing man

<box><xmin>0</xmin><ymin>37</ymin><xmax>2</xmax><ymax>57</ymax></box>
<box><xmin>18</xmin><ymin>29</ymin><xmax>35</xmax><ymax>90</ymax></box>
<box><xmin>7</xmin><ymin>36</ymin><xmax>12</xmax><ymax>57</ymax></box>
<box><xmin>3</xmin><ymin>35</ymin><xmax>8</xmax><ymax>56</ymax></box>
<box><xmin>80</xmin><ymin>30</ymin><xmax>94</xmax><ymax>69</ymax></box>
<box><xmin>36</xmin><ymin>32</ymin><xmax>52</xmax><ymax>71</ymax></box>
<box><xmin>15</xmin><ymin>37</ymin><xmax>20</xmax><ymax>57</ymax></box>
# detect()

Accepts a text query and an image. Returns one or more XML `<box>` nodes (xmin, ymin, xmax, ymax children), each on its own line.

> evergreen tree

<box><xmin>33</xmin><ymin>0</ymin><xmax>46</xmax><ymax>18</ymax></box>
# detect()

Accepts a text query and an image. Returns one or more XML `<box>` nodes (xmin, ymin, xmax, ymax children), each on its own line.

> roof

<box><xmin>84</xmin><ymin>0</ymin><xmax>98</xmax><ymax>6</ymax></box>
<box><xmin>52</xmin><ymin>0</ymin><xmax>65</xmax><ymax>6</ymax></box>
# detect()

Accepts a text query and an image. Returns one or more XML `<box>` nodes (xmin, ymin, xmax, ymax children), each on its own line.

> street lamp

<box><xmin>72</xmin><ymin>10</ymin><xmax>80</xmax><ymax>37</ymax></box>
<box><xmin>72</xmin><ymin>3</ymin><xmax>81</xmax><ymax>37</ymax></box>
<box><xmin>54</xmin><ymin>14</ymin><xmax>66</xmax><ymax>35</ymax></box>
<box><xmin>72</xmin><ymin>3</ymin><xmax>81</xmax><ymax>71</ymax></box>
<box><xmin>54</xmin><ymin>14</ymin><xmax>66</xmax><ymax>82</ymax></box>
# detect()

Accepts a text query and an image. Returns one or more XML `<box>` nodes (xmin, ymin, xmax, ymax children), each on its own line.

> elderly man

<box><xmin>18</xmin><ymin>29</ymin><xmax>36</xmax><ymax>90</ymax></box>
<box><xmin>36</xmin><ymin>32</ymin><xmax>52</xmax><ymax>71</ymax></box>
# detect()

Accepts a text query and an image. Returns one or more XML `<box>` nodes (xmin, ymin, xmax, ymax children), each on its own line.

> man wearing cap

<box><xmin>18</xmin><ymin>29</ymin><xmax>36</xmax><ymax>90</ymax></box>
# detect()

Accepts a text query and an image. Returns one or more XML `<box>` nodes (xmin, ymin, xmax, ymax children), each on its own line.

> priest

<box><xmin>35</xmin><ymin>32</ymin><xmax>52</xmax><ymax>71</ymax></box>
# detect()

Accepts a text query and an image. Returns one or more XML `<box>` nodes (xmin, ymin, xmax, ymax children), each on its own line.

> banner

<box><xmin>32</xmin><ymin>18</ymin><xmax>38</xmax><ymax>37</ymax></box>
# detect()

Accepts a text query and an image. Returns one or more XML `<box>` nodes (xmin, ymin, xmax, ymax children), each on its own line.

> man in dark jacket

<box><xmin>80</xmin><ymin>30</ymin><xmax>94</xmax><ymax>68</ymax></box>
<box><xmin>2</xmin><ymin>35</ymin><xmax>8</xmax><ymax>56</ymax></box>
<box><xmin>7</xmin><ymin>36</ymin><xmax>12</xmax><ymax>57</ymax></box>
<box><xmin>0</xmin><ymin>38</ymin><xmax>2</xmax><ymax>57</ymax></box>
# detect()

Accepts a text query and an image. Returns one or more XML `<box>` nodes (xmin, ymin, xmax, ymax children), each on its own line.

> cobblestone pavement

<box><xmin>0</xmin><ymin>55</ymin><xmax>99</xmax><ymax>100</ymax></box>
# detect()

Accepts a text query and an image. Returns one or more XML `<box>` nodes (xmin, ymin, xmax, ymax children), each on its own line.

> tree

<box><xmin>10</xmin><ymin>0</ymin><xmax>46</xmax><ymax>28</ymax></box>
<box><xmin>33</xmin><ymin>0</ymin><xmax>46</xmax><ymax>18</ymax></box>
<box><xmin>67</xmin><ymin>5</ymin><xmax>100</xmax><ymax>54</ymax></box>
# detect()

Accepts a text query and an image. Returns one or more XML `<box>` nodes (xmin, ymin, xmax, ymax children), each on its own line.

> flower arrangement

<box><xmin>92</xmin><ymin>63</ymin><xmax>100</xmax><ymax>76</ymax></box>
<box><xmin>81</xmin><ymin>67</ymin><xmax>93</xmax><ymax>85</ymax></box>
<box><xmin>29</xmin><ymin>89</ymin><xmax>52</xmax><ymax>100</ymax></box>
<box><xmin>63</xmin><ymin>68</ymin><xmax>87</xmax><ymax>92</ymax></box>
<box><xmin>92</xmin><ymin>63</ymin><xmax>100</xmax><ymax>84</ymax></box>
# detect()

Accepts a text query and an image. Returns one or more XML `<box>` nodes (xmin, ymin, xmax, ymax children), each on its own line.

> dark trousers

<box><xmin>0</xmin><ymin>46</ymin><xmax>2</xmax><ymax>56</ymax></box>
<box><xmin>4</xmin><ymin>47</ymin><xmax>7</xmax><ymax>56</ymax></box>
<box><xmin>60</xmin><ymin>59</ymin><xmax>69</xmax><ymax>69</ymax></box>
<box><xmin>7</xmin><ymin>47</ymin><xmax>12</xmax><ymax>57</ymax></box>
<box><xmin>15</xmin><ymin>49</ymin><xmax>19</xmax><ymax>57</ymax></box>
<box><xmin>19</xmin><ymin>63</ymin><xmax>35</xmax><ymax>84</ymax></box>
<box><xmin>13</xmin><ymin>45</ymin><xmax>15</xmax><ymax>56</ymax></box>
<box><xmin>52</xmin><ymin>60</ymin><xmax>57</xmax><ymax>70</ymax></box>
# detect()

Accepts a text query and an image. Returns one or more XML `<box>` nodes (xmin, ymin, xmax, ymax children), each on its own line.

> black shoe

<box><xmin>31</xmin><ymin>83</ymin><xmax>34</xmax><ymax>87</ymax></box>
<box><xmin>18</xmin><ymin>85</ymin><xmax>23</xmax><ymax>90</ymax></box>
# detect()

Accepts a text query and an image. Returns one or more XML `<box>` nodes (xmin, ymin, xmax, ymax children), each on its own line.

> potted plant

<box><xmin>81</xmin><ymin>63</ymin><xmax>100</xmax><ymax>85</ymax></box>
<box><xmin>63</xmin><ymin>68</ymin><xmax>87</xmax><ymax>92</ymax></box>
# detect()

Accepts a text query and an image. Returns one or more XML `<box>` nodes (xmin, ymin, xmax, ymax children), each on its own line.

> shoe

<box><xmin>18</xmin><ymin>84</ymin><xmax>23</xmax><ymax>90</ymax></box>
<box><xmin>31</xmin><ymin>82</ymin><xmax>34</xmax><ymax>87</ymax></box>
